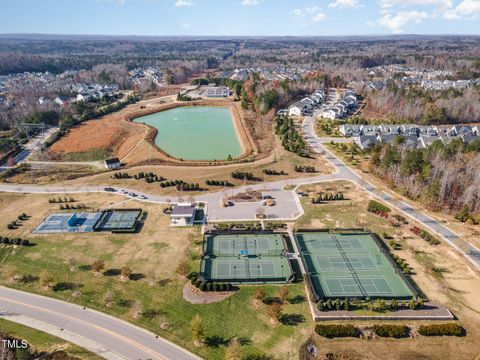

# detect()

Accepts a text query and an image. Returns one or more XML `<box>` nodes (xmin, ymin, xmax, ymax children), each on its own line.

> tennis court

<box><xmin>296</xmin><ymin>231</ymin><xmax>417</xmax><ymax>300</ymax></box>
<box><xmin>95</xmin><ymin>210</ymin><xmax>141</xmax><ymax>232</ymax></box>
<box><xmin>200</xmin><ymin>232</ymin><xmax>293</xmax><ymax>284</ymax></box>
<box><xmin>204</xmin><ymin>233</ymin><xmax>285</xmax><ymax>257</ymax></box>
<box><xmin>34</xmin><ymin>212</ymin><xmax>102</xmax><ymax>233</ymax></box>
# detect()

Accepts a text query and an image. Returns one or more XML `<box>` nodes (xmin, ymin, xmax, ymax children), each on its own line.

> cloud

<box><xmin>241</xmin><ymin>0</ymin><xmax>261</xmax><ymax>5</ymax></box>
<box><xmin>180</xmin><ymin>22</ymin><xmax>193</xmax><ymax>29</ymax></box>
<box><xmin>174</xmin><ymin>0</ymin><xmax>192</xmax><ymax>7</ymax></box>
<box><xmin>313</xmin><ymin>12</ymin><xmax>327</xmax><ymax>21</ymax></box>
<box><xmin>371</xmin><ymin>10</ymin><xmax>428</xmax><ymax>33</ymax></box>
<box><xmin>378</xmin><ymin>0</ymin><xmax>453</xmax><ymax>9</ymax></box>
<box><xmin>444</xmin><ymin>0</ymin><xmax>480</xmax><ymax>19</ymax></box>
<box><xmin>328</xmin><ymin>0</ymin><xmax>361</xmax><ymax>9</ymax></box>
<box><xmin>292</xmin><ymin>6</ymin><xmax>326</xmax><ymax>22</ymax></box>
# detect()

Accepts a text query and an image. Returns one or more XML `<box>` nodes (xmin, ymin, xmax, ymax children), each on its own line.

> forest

<box><xmin>367</xmin><ymin>138</ymin><xmax>480</xmax><ymax>223</ymax></box>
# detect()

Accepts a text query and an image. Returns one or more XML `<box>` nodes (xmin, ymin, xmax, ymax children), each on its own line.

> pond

<box><xmin>133</xmin><ymin>106</ymin><xmax>242</xmax><ymax>161</ymax></box>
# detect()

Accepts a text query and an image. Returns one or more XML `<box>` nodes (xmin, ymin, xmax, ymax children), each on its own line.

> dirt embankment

<box><xmin>48</xmin><ymin>114</ymin><xmax>147</xmax><ymax>160</ymax></box>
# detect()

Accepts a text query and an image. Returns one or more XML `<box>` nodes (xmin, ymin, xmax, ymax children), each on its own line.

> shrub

<box><xmin>218</xmin><ymin>283</ymin><xmax>225</xmax><ymax>291</ymax></box>
<box><xmin>315</xmin><ymin>324</ymin><xmax>359</xmax><ymax>338</ymax></box>
<box><xmin>367</xmin><ymin>200</ymin><xmax>391</xmax><ymax>213</ymax></box>
<box><xmin>199</xmin><ymin>281</ymin><xmax>206</xmax><ymax>291</ymax></box>
<box><xmin>206</xmin><ymin>282</ymin><xmax>212</xmax><ymax>291</ymax></box>
<box><xmin>418</xmin><ymin>323</ymin><xmax>464</xmax><ymax>337</ymax></box>
<box><xmin>194</xmin><ymin>279</ymin><xmax>202</xmax><ymax>288</ymax></box>
<box><xmin>372</xmin><ymin>324</ymin><xmax>410</xmax><ymax>338</ymax></box>
<box><xmin>225</xmin><ymin>283</ymin><xmax>232</xmax><ymax>291</ymax></box>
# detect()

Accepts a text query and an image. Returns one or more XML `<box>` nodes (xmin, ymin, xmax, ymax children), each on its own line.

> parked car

<box><xmin>104</xmin><ymin>187</ymin><xmax>115</xmax><ymax>192</ymax></box>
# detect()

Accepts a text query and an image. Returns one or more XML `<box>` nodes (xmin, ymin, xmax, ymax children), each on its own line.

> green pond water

<box><xmin>133</xmin><ymin>106</ymin><xmax>242</xmax><ymax>161</ymax></box>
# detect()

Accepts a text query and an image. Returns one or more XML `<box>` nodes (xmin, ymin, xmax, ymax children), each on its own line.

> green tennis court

<box><xmin>203</xmin><ymin>233</ymin><xmax>285</xmax><ymax>257</ymax></box>
<box><xmin>296</xmin><ymin>231</ymin><xmax>417</xmax><ymax>300</ymax></box>
<box><xmin>200</xmin><ymin>232</ymin><xmax>293</xmax><ymax>284</ymax></box>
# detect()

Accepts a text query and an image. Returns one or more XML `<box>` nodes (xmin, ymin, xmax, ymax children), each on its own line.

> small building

<box><xmin>170</xmin><ymin>203</ymin><xmax>197</xmax><ymax>227</ymax></box>
<box><xmin>104</xmin><ymin>158</ymin><xmax>121</xmax><ymax>170</ymax></box>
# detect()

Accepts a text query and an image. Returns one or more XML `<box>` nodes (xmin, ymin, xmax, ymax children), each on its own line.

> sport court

<box><xmin>34</xmin><ymin>212</ymin><xmax>102</xmax><ymax>233</ymax></box>
<box><xmin>296</xmin><ymin>231</ymin><xmax>416</xmax><ymax>300</ymax></box>
<box><xmin>203</xmin><ymin>233</ymin><xmax>285</xmax><ymax>257</ymax></box>
<box><xmin>201</xmin><ymin>233</ymin><xmax>293</xmax><ymax>284</ymax></box>
<box><xmin>94</xmin><ymin>210</ymin><xmax>141</xmax><ymax>232</ymax></box>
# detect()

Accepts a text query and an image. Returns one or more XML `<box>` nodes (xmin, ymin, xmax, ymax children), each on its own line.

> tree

<box><xmin>39</xmin><ymin>270</ymin><xmax>53</xmax><ymax>288</ymax></box>
<box><xmin>121</xmin><ymin>265</ymin><xmax>132</xmax><ymax>280</ymax></box>
<box><xmin>268</xmin><ymin>303</ymin><xmax>283</xmax><ymax>324</ymax></box>
<box><xmin>190</xmin><ymin>314</ymin><xmax>206</xmax><ymax>346</ymax></box>
<box><xmin>91</xmin><ymin>259</ymin><xmax>105</xmax><ymax>274</ymax></box>
<box><xmin>279</xmin><ymin>286</ymin><xmax>289</xmax><ymax>303</ymax></box>
<box><xmin>253</xmin><ymin>288</ymin><xmax>265</xmax><ymax>304</ymax></box>
<box><xmin>224</xmin><ymin>337</ymin><xmax>241</xmax><ymax>360</ymax></box>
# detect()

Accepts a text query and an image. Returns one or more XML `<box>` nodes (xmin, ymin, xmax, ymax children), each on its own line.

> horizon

<box><xmin>1</xmin><ymin>0</ymin><xmax>479</xmax><ymax>36</ymax></box>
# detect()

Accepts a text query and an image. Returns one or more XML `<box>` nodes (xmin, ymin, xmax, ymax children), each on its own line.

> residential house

<box><xmin>355</xmin><ymin>135</ymin><xmax>379</xmax><ymax>150</ymax></box>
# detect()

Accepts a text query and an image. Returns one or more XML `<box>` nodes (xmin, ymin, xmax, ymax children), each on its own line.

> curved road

<box><xmin>0</xmin><ymin>286</ymin><xmax>200</xmax><ymax>360</ymax></box>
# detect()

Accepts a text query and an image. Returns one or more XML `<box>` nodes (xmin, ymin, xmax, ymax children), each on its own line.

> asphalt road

<box><xmin>0</xmin><ymin>287</ymin><xmax>200</xmax><ymax>360</ymax></box>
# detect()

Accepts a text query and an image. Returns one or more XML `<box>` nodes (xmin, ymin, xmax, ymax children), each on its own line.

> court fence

<box><xmin>295</xmin><ymin>229</ymin><xmax>421</xmax><ymax>301</ymax></box>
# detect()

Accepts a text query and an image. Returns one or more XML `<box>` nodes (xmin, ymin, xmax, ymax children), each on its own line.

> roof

<box><xmin>105</xmin><ymin>158</ymin><xmax>120</xmax><ymax>165</ymax></box>
<box><xmin>171</xmin><ymin>205</ymin><xmax>196</xmax><ymax>217</ymax></box>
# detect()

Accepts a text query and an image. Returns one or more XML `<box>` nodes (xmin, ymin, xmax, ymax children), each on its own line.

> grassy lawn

<box><xmin>0</xmin><ymin>192</ymin><xmax>312</xmax><ymax>359</ymax></box>
<box><xmin>0</xmin><ymin>318</ymin><xmax>102</xmax><ymax>359</ymax></box>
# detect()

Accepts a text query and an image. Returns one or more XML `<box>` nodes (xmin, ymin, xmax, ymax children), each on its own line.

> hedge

<box><xmin>367</xmin><ymin>200</ymin><xmax>391</xmax><ymax>213</ymax></box>
<box><xmin>372</xmin><ymin>324</ymin><xmax>410</xmax><ymax>338</ymax></box>
<box><xmin>315</xmin><ymin>324</ymin><xmax>360</xmax><ymax>338</ymax></box>
<box><xmin>418</xmin><ymin>323</ymin><xmax>464</xmax><ymax>337</ymax></box>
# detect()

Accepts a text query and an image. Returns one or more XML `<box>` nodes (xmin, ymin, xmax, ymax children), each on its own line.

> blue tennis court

<box><xmin>34</xmin><ymin>212</ymin><xmax>102</xmax><ymax>233</ymax></box>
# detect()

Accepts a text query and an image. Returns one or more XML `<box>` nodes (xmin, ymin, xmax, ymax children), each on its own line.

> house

<box><xmin>400</xmin><ymin>125</ymin><xmax>420</xmax><ymax>136</ymax></box>
<box><xmin>54</xmin><ymin>95</ymin><xmax>71</xmax><ymax>106</ymax></box>
<box><xmin>461</xmin><ymin>135</ymin><xmax>480</xmax><ymax>144</ymax></box>
<box><xmin>377</xmin><ymin>134</ymin><xmax>397</xmax><ymax>144</ymax></box>
<box><xmin>401</xmin><ymin>135</ymin><xmax>419</xmax><ymax>148</ymax></box>
<box><xmin>288</xmin><ymin>102</ymin><xmax>305</xmax><ymax>116</ymax></box>
<box><xmin>104</xmin><ymin>158</ymin><xmax>121</xmax><ymax>170</ymax></box>
<box><xmin>322</xmin><ymin>109</ymin><xmax>337</xmax><ymax>120</ymax></box>
<box><xmin>419</xmin><ymin>135</ymin><xmax>441</xmax><ymax>148</ymax></box>
<box><xmin>452</xmin><ymin>125</ymin><xmax>474</xmax><ymax>136</ymax></box>
<box><xmin>355</xmin><ymin>135</ymin><xmax>379</xmax><ymax>150</ymax></box>
<box><xmin>170</xmin><ymin>203</ymin><xmax>197</xmax><ymax>227</ymax></box>
<box><xmin>38</xmin><ymin>96</ymin><xmax>52</xmax><ymax>105</ymax></box>
<box><xmin>76</xmin><ymin>93</ymin><xmax>93</xmax><ymax>102</ymax></box>
<box><xmin>339</xmin><ymin>124</ymin><xmax>362</xmax><ymax>137</ymax></box>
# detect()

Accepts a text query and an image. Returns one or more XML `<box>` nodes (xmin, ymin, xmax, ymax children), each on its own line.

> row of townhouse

<box><xmin>322</xmin><ymin>89</ymin><xmax>358</xmax><ymax>120</ymax></box>
<box><xmin>355</xmin><ymin>133</ymin><xmax>480</xmax><ymax>150</ymax></box>
<box><xmin>340</xmin><ymin>124</ymin><xmax>479</xmax><ymax>138</ymax></box>
<box><xmin>285</xmin><ymin>89</ymin><xmax>326</xmax><ymax>116</ymax></box>
<box><xmin>38</xmin><ymin>84</ymin><xmax>120</xmax><ymax>106</ymax></box>
<box><xmin>344</xmin><ymin>124</ymin><xmax>480</xmax><ymax>150</ymax></box>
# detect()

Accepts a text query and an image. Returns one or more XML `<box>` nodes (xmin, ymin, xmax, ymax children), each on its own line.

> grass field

<box><xmin>0</xmin><ymin>192</ymin><xmax>311</xmax><ymax>359</ymax></box>
<box><xmin>0</xmin><ymin>318</ymin><xmax>102</xmax><ymax>359</ymax></box>
<box><xmin>1</xmin><ymin>182</ymin><xmax>480</xmax><ymax>359</ymax></box>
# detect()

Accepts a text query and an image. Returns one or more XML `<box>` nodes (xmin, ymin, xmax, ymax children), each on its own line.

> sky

<box><xmin>0</xmin><ymin>0</ymin><xmax>479</xmax><ymax>36</ymax></box>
